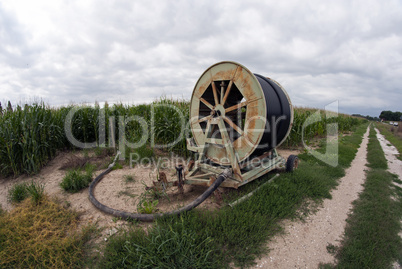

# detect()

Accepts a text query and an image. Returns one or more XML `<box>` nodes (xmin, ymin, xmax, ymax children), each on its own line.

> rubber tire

<box><xmin>286</xmin><ymin>155</ymin><xmax>299</xmax><ymax>172</ymax></box>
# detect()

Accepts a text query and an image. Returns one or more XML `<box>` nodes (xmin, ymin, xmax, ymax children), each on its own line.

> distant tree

<box><xmin>352</xmin><ymin>114</ymin><xmax>378</xmax><ymax>121</ymax></box>
<box><xmin>0</xmin><ymin>102</ymin><xmax>2</xmax><ymax>115</ymax></box>
<box><xmin>379</xmin><ymin>110</ymin><xmax>402</xmax><ymax>121</ymax></box>
<box><xmin>396</xmin><ymin>111</ymin><xmax>402</xmax><ymax>121</ymax></box>
<box><xmin>365</xmin><ymin>115</ymin><xmax>374</xmax><ymax>121</ymax></box>
<box><xmin>380</xmin><ymin>110</ymin><xmax>391</xmax><ymax>120</ymax></box>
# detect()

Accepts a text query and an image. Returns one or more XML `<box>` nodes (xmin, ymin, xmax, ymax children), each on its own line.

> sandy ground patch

<box><xmin>255</xmin><ymin>126</ymin><xmax>370</xmax><ymax>268</ymax></box>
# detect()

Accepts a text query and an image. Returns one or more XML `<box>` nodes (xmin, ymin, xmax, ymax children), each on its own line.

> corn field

<box><xmin>0</xmin><ymin>103</ymin><xmax>64</xmax><ymax>176</ymax></box>
<box><xmin>285</xmin><ymin>107</ymin><xmax>363</xmax><ymax>147</ymax></box>
<box><xmin>0</xmin><ymin>100</ymin><xmax>365</xmax><ymax>178</ymax></box>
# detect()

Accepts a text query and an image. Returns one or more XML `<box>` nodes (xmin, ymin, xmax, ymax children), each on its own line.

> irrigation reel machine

<box><xmin>89</xmin><ymin>61</ymin><xmax>299</xmax><ymax>221</ymax></box>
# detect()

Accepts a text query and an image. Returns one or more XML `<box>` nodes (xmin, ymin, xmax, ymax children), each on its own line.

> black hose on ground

<box><xmin>88</xmin><ymin>151</ymin><xmax>231</xmax><ymax>222</ymax></box>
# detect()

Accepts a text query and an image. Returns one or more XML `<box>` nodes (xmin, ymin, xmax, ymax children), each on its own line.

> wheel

<box><xmin>189</xmin><ymin>61</ymin><xmax>293</xmax><ymax>165</ymax></box>
<box><xmin>286</xmin><ymin>155</ymin><xmax>299</xmax><ymax>172</ymax></box>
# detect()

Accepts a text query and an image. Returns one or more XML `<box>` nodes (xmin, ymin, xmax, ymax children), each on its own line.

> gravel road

<box><xmin>256</xmin><ymin>126</ymin><xmax>370</xmax><ymax>268</ymax></box>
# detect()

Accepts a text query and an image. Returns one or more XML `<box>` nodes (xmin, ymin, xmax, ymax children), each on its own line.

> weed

<box><xmin>60</xmin><ymin>164</ymin><xmax>94</xmax><ymax>193</ymax></box>
<box><xmin>135</xmin><ymin>182</ymin><xmax>164</xmax><ymax>214</ymax></box>
<box><xmin>112</xmin><ymin>162</ymin><xmax>123</xmax><ymax>170</ymax></box>
<box><xmin>393</xmin><ymin>177</ymin><xmax>402</xmax><ymax>185</ymax></box>
<box><xmin>7</xmin><ymin>182</ymin><xmax>29</xmax><ymax>203</ymax></box>
<box><xmin>63</xmin><ymin>200</ymin><xmax>71</xmax><ymax>208</ymax></box>
<box><xmin>117</xmin><ymin>190</ymin><xmax>137</xmax><ymax>199</ymax></box>
<box><xmin>137</xmin><ymin>200</ymin><xmax>159</xmax><ymax>214</ymax></box>
<box><xmin>25</xmin><ymin>181</ymin><xmax>45</xmax><ymax>204</ymax></box>
<box><xmin>8</xmin><ymin>181</ymin><xmax>45</xmax><ymax>204</ymax></box>
<box><xmin>149</xmin><ymin>185</ymin><xmax>166</xmax><ymax>200</ymax></box>
<box><xmin>326</xmin><ymin>243</ymin><xmax>338</xmax><ymax>255</ymax></box>
<box><xmin>83</xmin><ymin>149</ymin><xmax>90</xmax><ymax>159</ymax></box>
<box><xmin>124</xmin><ymin>174</ymin><xmax>135</xmax><ymax>183</ymax></box>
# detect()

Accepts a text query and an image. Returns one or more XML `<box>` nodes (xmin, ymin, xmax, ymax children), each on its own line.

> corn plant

<box><xmin>152</xmin><ymin>97</ymin><xmax>190</xmax><ymax>156</ymax></box>
<box><xmin>0</xmin><ymin>103</ymin><xmax>64</xmax><ymax>177</ymax></box>
<box><xmin>284</xmin><ymin>107</ymin><xmax>365</xmax><ymax>147</ymax></box>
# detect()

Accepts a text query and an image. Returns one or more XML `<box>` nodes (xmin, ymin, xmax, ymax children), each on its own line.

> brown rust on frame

<box><xmin>190</xmin><ymin>61</ymin><xmax>268</xmax><ymax>165</ymax></box>
<box><xmin>211</xmin><ymin>81</ymin><xmax>219</xmax><ymax>106</ymax></box>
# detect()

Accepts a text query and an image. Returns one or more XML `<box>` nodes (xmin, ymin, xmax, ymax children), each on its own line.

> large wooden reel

<box><xmin>189</xmin><ymin>61</ymin><xmax>293</xmax><ymax>166</ymax></box>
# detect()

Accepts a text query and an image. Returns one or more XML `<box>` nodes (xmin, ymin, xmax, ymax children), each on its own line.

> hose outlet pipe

<box><xmin>175</xmin><ymin>164</ymin><xmax>184</xmax><ymax>194</ymax></box>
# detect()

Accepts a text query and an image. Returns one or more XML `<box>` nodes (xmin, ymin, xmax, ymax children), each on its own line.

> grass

<box><xmin>117</xmin><ymin>190</ymin><xmax>137</xmax><ymax>199</ymax></box>
<box><xmin>0</xmin><ymin>195</ymin><xmax>96</xmax><ymax>268</ymax></box>
<box><xmin>99</xmin><ymin>123</ymin><xmax>369</xmax><ymax>268</ymax></box>
<box><xmin>137</xmin><ymin>200</ymin><xmax>159</xmax><ymax>214</ymax></box>
<box><xmin>25</xmin><ymin>181</ymin><xmax>45</xmax><ymax>204</ymax></box>
<box><xmin>7</xmin><ymin>182</ymin><xmax>29</xmax><ymax>203</ymax></box>
<box><xmin>124</xmin><ymin>174</ymin><xmax>135</xmax><ymax>183</ymax></box>
<box><xmin>375</xmin><ymin>122</ymin><xmax>402</xmax><ymax>160</ymax></box>
<box><xmin>326</xmin><ymin>126</ymin><xmax>402</xmax><ymax>268</ymax></box>
<box><xmin>112</xmin><ymin>161</ymin><xmax>124</xmax><ymax>170</ymax></box>
<box><xmin>101</xmin><ymin>217</ymin><xmax>215</xmax><ymax>269</ymax></box>
<box><xmin>60</xmin><ymin>164</ymin><xmax>94</xmax><ymax>193</ymax></box>
<box><xmin>8</xmin><ymin>181</ymin><xmax>45</xmax><ymax>204</ymax></box>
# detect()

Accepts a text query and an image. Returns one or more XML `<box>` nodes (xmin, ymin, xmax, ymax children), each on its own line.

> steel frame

<box><xmin>185</xmin><ymin>116</ymin><xmax>286</xmax><ymax>188</ymax></box>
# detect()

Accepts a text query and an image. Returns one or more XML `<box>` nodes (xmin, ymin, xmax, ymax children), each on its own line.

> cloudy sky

<box><xmin>1</xmin><ymin>0</ymin><xmax>401</xmax><ymax>117</ymax></box>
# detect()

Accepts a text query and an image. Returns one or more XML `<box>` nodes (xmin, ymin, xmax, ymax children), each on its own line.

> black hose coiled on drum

<box><xmin>88</xmin><ymin>151</ymin><xmax>230</xmax><ymax>222</ymax></box>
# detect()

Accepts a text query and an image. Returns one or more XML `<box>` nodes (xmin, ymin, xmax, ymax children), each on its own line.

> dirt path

<box><xmin>375</xmin><ymin>128</ymin><xmax>402</xmax><ymax>269</ymax></box>
<box><xmin>256</xmin><ymin>126</ymin><xmax>370</xmax><ymax>268</ymax></box>
<box><xmin>375</xmin><ymin>128</ymin><xmax>402</xmax><ymax>187</ymax></box>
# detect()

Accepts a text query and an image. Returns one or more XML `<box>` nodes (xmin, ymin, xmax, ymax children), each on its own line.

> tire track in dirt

<box><xmin>374</xmin><ymin>128</ymin><xmax>402</xmax><ymax>269</ymax></box>
<box><xmin>256</xmin><ymin>126</ymin><xmax>370</xmax><ymax>268</ymax></box>
<box><xmin>375</xmin><ymin>128</ymin><xmax>402</xmax><ymax>187</ymax></box>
